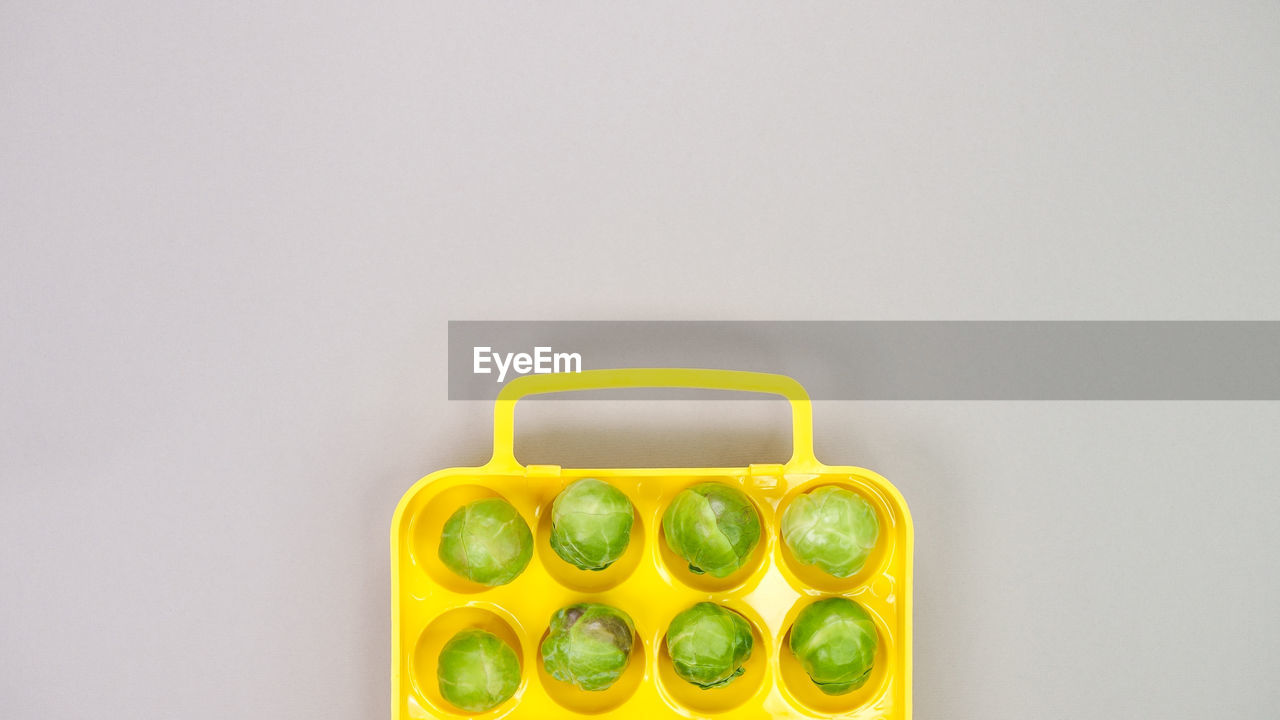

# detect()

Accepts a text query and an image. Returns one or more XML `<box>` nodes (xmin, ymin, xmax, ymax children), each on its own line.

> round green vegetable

<box><xmin>781</xmin><ymin>486</ymin><xmax>880</xmax><ymax>578</ymax></box>
<box><xmin>789</xmin><ymin>597</ymin><xmax>877</xmax><ymax>695</ymax></box>
<box><xmin>540</xmin><ymin>603</ymin><xmax>636</xmax><ymax>691</ymax></box>
<box><xmin>662</xmin><ymin>483</ymin><xmax>761</xmax><ymax>578</ymax></box>
<box><xmin>436</xmin><ymin>629</ymin><xmax>521</xmax><ymax>712</ymax></box>
<box><xmin>549</xmin><ymin>478</ymin><xmax>635</xmax><ymax>571</ymax></box>
<box><xmin>665</xmin><ymin>602</ymin><xmax>754</xmax><ymax>689</ymax></box>
<box><xmin>438</xmin><ymin>497</ymin><xmax>532</xmax><ymax>586</ymax></box>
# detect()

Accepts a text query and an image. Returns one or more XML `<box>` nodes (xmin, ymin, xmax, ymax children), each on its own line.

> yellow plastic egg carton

<box><xmin>391</xmin><ymin>369</ymin><xmax>913</xmax><ymax>719</ymax></box>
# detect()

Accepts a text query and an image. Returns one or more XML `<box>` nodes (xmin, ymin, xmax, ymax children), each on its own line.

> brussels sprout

<box><xmin>540</xmin><ymin>603</ymin><xmax>636</xmax><ymax>691</ymax></box>
<box><xmin>789</xmin><ymin>597</ymin><xmax>877</xmax><ymax>695</ymax></box>
<box><xmin>665</xmin><ymin>602</ymin><xmax>754</xmax><ymax>689</ymax></box>
<box><xmin>549</xmin><ymin>478</ymin><xmax>635</xmax><ymax>571</ymax></box>
<box><xmin>662</xmin><ymin>483</ymin><xmax>762</xmax><ymax>578</ymax></box>
<box><xmin>781</xmin><ymin>486</ymin><xmax>879</xmax><ymax>578</ymax></box>
<box><xmin>438</xmin><ymin>497</ymin><xmax>532</xmax><ymax>586</ymax></box>
<box><xmin>436</xmin><ymin>629</ymin><xmax>521</xmax><ymax>712</ymax></box>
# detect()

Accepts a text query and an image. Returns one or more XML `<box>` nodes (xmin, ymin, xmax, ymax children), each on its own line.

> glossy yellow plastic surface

<box><xmin>391</xmin><ymin>369</ymin><xmax>913</xmax><ymax>720</ymax></box>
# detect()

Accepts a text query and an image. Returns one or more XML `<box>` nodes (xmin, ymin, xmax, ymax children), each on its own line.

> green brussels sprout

<box><xmin>789</xmin><ymin>597</ymin><xmax>877</xmax><ymax>695</ymax></box>
<box><xmin>781</xmin><ymin>486</ymin><xmax>880</xmax><ymax>578</ymax></box>
<box><xmin>665</xmin><ymin>602</ymin><xmax>754</xmax><ymax>689</ymax></box>
<box><xmin>436</xmin><ymin>629</ymin><xmax>521</xmax><ymax>712</ymax></box>
<box><xmin>662</xmin><ymin>483</ymin><xmax>762</xmax><ymax>578</ymax></box>
<box><xmin>540</xmin><ymin>603</ymin><xmax>636</xmax><ymax>691</ymax></box>
<box><xmin>549</xmin><ymin>478</ymin><xmax>635</xmax><ymax>571</ymax></box>
<box><xmin>438</xmin><ymin>497</ymin><xmax>532</xmax><ymax>586</ymax></box>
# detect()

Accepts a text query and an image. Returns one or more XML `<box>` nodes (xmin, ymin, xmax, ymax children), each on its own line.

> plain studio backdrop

<box><xmin>2</xmin><ymin>3</ymin><xmax>1278</xmax><ymax>719</ymax></box>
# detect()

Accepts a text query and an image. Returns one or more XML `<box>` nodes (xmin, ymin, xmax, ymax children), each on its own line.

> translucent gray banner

<box><xmin>448</xmin><ymin>321</ymin><xmax>1280</xmax><ymax>400</ymax></box>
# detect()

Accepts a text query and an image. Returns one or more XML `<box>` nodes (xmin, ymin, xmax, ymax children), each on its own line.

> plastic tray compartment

<box><xmin>392</xmin><ymin>369</ymin><xmax>913</xmax><ymax>719</ymax></box>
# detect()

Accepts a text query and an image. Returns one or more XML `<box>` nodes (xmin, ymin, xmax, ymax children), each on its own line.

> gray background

<box><xmin>2</xmin><ymin>2</ymin><xmax>1278</xmax><ymax>719</ymax></box>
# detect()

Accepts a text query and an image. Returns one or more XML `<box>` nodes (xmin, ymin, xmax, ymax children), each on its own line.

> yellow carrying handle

<box><xmin>489</xmin><ymin>368</ymin><xmax>818</xmax><ymax>470</ymax></box>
